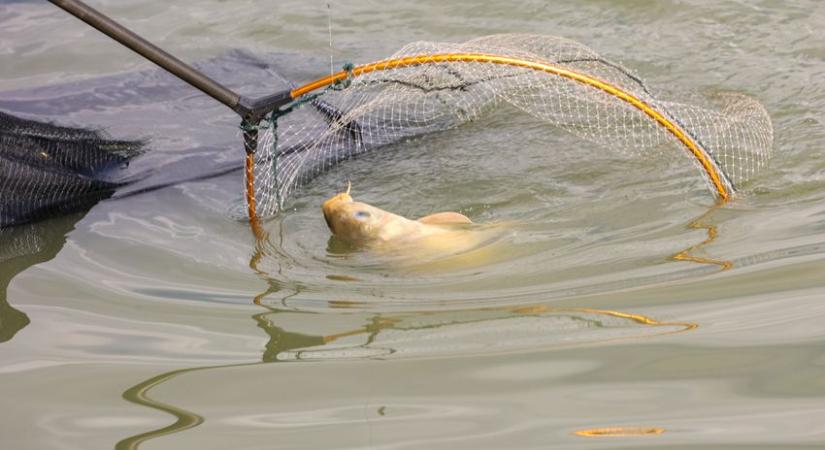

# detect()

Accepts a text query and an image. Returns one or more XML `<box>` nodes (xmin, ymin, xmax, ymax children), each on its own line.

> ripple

<box><xmin>273</xmin><ymin>306</ymin><xmax>695</xmax><ymax>361</ymax></box>
<box><xmin>2</xmin><ymin>2</ymin><xmax>825</xmax><ymax>449</ymax></box>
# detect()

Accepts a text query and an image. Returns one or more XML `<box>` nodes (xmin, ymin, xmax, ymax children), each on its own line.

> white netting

<box><xmin>250</xmin><ymin>34</ymin><xmax>773</xmax><ymax>217</ymax></box>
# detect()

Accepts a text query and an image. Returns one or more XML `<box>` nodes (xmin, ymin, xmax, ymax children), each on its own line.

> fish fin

<box><xmin>417</xmin><ymin>212</ymin><xmax>472</xmax><ymax>224</ymax></box>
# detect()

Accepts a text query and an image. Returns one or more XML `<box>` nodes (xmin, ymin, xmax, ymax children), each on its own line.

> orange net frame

<box><xmin>245</xmin><ymin>34</ymin><xmax>773</xmax><ymax>224</ymax></box>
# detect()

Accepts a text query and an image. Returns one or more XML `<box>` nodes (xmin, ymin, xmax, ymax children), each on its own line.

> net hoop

<box><xmin>289</xmin><ymin>53</ymin><xmax>732</xmax><ymax>200</ymax></box>
<box><xmin>244</xmin><ymin>151</ymin><xmax>264</xmax><ymax>238</ymax></box>
<box><xmin>246</xmin><ymin>51</ymin><xmax>739</xmax><ymax>230</ymax></box>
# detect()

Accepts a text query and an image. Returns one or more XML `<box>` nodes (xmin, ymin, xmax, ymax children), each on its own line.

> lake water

<box><xmin>2</xmin><ymin>1</ymin><xmax>825</xmax><ymax>449</ymax></box>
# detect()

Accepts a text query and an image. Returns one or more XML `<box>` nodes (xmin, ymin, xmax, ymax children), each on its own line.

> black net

<box><xmin>0</xmin><ymin>111</ymin><xmax>144</xmax><ymax>228</ymax></box>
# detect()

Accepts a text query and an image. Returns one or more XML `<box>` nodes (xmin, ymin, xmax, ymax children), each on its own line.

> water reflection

<box><xmin>670</xmin><ymin>203</ymin><xmax>732</xmax><ymax>270</ymax></box>
<box><xmin>0</xmin><ymin>214</ymin><xmax>82</xmax><ymax>342</ymax></box>
<box><xmin>117</xmin><ymin>289</ymin><xmax>697</xmax><ymax>448</ymax></box>
<box><xmin>3</xmin><ymin>186</ymin><xmax>810</xmax><ymax>449</ymax></box>
<box><xmin>574</xmin><ymin>426</ymin><xmax>665</xmax><ymax>437</ymax></box>
<box><xmin>111</xmin><ymin>201</ymin><xmax>736</xmax><ymax>448</ymax></box>
<box><xmin>117</xmin><ymin>366</ymin><xmax>207</xmax><ymax>450</ymax></box>
<box><xmin>276</xmin><ymin>304</ymin><xmax>697</xmax><ymax>361</ymax></box>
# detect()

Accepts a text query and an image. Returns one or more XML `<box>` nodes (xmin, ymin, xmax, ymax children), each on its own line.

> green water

<box><xmin>2</xmin><ymin>1</ymin><xmax>825</xmax><ymax>449</ymax></box>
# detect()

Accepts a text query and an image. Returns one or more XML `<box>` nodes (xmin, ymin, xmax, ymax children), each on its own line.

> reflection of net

<box><xmin>274</xmin><ymin>307</ymin><xmax>695</xmax><ymax>361</ymax></box>
<box><xmin>252</xmin><ymin>34</ymin><xmax>773</xmax><ymax>217</ymax></box>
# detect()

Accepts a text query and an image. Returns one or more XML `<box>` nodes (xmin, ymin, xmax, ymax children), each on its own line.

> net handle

<box><xmin>49</xmin><ymin>0</ymin><xmax>284</xmax><ymax>237</ymax></box>
<box><xmin>288</xmin><ymin>53</ymin><xmax>733</xmax><ymax>202</ymax></box>
<box><xmin>48</xmin><ymin>0</ymin><xmax>292</xmax><ymax>123</ymax></box>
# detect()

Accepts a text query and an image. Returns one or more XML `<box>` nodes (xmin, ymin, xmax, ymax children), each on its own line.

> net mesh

<box><xmin>250</xmin><ymin>34</ymin><xmax>773</xmax><ymax>218</ymax></box>
<box><xmin>0</xmin><ymin>111</ymin><xmax>144</xmax><ymax>228</ymax></box>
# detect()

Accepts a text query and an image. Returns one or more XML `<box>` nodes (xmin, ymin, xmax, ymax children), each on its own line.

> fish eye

<box><xmin>354</xmin><ymin>211</ymin><xmax>371</xmax><ymax>220</ymax></box>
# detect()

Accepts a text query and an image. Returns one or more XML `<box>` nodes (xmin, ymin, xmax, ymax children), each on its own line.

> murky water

<box><xmin>2</xmin><ymin>0</ymin><xmax>825</xmax><ymax>449</ymax></box>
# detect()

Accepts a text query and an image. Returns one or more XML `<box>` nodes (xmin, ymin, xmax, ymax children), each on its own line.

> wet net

<box><xmin>246</xmin><ymin>34</ymin><xmax>773</xmax><ymax>219</ymax></box>
<box><xmin>0</xmin><ymin>111</ymin><xmax>144</xmax><ymax>228</ymax></box>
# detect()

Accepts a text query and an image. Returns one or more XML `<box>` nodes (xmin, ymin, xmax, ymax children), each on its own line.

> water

<box><xmin>2</xmin><ymin>0</ymin><xmax>825</xmax><ymax>449</ymax></box>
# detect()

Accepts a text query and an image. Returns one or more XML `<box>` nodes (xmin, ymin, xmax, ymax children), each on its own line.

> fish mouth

<box><xmin>321</xmin><ymin>192</ymin><xmax>354</xmax><ymax>234</ymax></box>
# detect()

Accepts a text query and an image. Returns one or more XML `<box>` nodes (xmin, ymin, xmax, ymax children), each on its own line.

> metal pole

<box><xmin>49</xmin><ymin>0</ymin><xmax>248</xmax><ymax>116</ymax></box>
<box><xmin>49</xmin><ymin>0</ymin><xmax>296</xmax><ymax>120</ymax></box>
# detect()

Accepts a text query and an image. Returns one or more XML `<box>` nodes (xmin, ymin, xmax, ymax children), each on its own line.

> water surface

<box><xmin>2</xmin><ymin>1</ymin><xmax>825</xmax><ymax>449</ymax></box>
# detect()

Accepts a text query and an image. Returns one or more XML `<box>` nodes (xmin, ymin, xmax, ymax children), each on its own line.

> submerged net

<box><xmin>248</xmin><ymin>34</ymin><xmax>773</xmax><ymax>219</ymax></box>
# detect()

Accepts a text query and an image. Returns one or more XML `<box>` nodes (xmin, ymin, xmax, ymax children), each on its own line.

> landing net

<box><xmin>246</xmin><ymin>34</ymin><xmax>773</xmax><ymax>220</ymax></box>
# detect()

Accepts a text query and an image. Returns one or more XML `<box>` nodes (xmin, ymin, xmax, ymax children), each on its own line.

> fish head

<box><xmin>322</xmin><ymin>189</ymin><xmax>401</xmax><ymax>244</ymax></box>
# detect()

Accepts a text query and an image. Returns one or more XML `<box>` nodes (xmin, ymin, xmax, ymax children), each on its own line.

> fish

<box><xmin>321</xmin><ymin>182</ymin><xmax>482</xmax><ymax>255</ymax></box>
